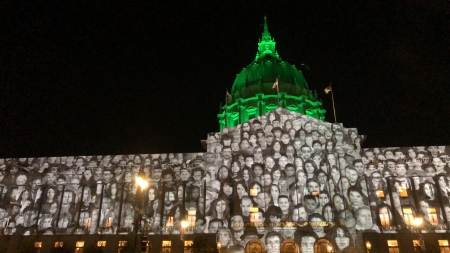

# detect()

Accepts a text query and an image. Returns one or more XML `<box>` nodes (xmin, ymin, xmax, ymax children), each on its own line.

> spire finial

<box><xmin>263</xmin><ymin>16</ymin><xmax>270</xmax><ymax>40</ymax></box>
<box><xmin>255</xmin><ymin>16</ymin><xmax>278</xmax><ymax>61</ymax></box>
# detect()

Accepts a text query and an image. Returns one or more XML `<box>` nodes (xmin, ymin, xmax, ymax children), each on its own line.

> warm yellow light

<box><xmin>366</xmin><ymin>241</ymin><xmax>372</xmax><ymax>250</ymax></box>
<box><xmin>136</xmin><ymin>177</ymin><xmax>149</xmax><ymax>189</ymax></box>
<box><xmin>376</xmin><ymin>190</ymin><xmax>385</xmax><ymax>198</ymax></box>
<box><xmin>439</xmin><ymin>240</ymin><xmax>449</xmax><ymax>247</ymax></box>
<box><xmin>188</xmin><ymin>210</ymin><xmax>196</xmax><ymax>216</ymax></box>
<box><xmin>312</xmin><ymin>191</ymin><xmax>319</xmax><ymax>196</ymax></box>
<box><xmin>250</xmin><ymin>188</ymin><xmax>258</xmax><ymax>196</ymax></box>
<box><xmin>250</xmin><ymin>207</ymin><xmax>259</xmax><ymax>213</ymax></box>
<box><xmin>181</xmin><ymin>220</ymin><xmax>189</xmax><ymax>228</ymax></box>
<box><xmin>413</xmin><ymin>217</ymin><xmax>423</xmax><ymax>226</ymax></box>
<box><xmin>217</xmin><ymin>241</ymin><xmax>222</xmax><ymax>250</ymax></box>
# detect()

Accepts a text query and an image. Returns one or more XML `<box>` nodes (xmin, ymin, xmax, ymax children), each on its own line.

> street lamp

<box><xmin>217</xmin><ymin>241</ymin><xmax>222</xmax><ymax>253</ymax></box>
<box><xmin>135</xmin><ymin>172</ymin><xmax>149</xmax><ymax>253</ymax></box>
<box><xmin>365</xmin><ymin>241</ymin><xmax>371</xmax><ymax>253</ymax></box>
<box><xmin>413</xmin><ymin>217</ymin><xmax>425</xmax><ymax>251</ymax></box>
<box><xmin>181</xmin><ymin>220</ymin><xmax>189</xmax><ymax>241</ymax></box>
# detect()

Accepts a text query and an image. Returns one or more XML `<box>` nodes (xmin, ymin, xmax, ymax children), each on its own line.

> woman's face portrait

<box><xmin>334</xmin><ymin>196</ymin><xmax>344</xmax><ymax>211</ymax></box>
<box><xmin>297</xmin><ymin>172</ymin><xmax>307</xmax><ymax>185</ymax></box>
<box><xmin>331</xmin><ymin>168</ymin><xmax>340</xmax><ymax>180</ymax></box>
<box><xmin>216</xmin><ymin>200</ymin><xmax>226</xmax><ymax>213</ymax></box>
<box><xmin>273</xmin><ymin>142</ymin><xmax>281</xmax><ymax>152</ymax></box>
<box><xmin>305</xmin><ymin>163</ymin><xmax>315</xmax><ymax>174</ymax></box>
<box><xmin>124</xmin><ymin>172</ymin><xmax>132</xmax><ymax>182</ymax></box>
<box><xmin>349</xmin><ymin>191</ymin><xmax>363</xmax><ymax>205</ymax></box>
<box><xmin>232</xmin><ymin>162</ymin><xmax>240</xmax><ymax>173</ymax></box>
<box><xmin>273</xmin><ymin>170</ymin><xmax>281</xmax><ymax>181</ymax></box>
<box><xmin>424</xmin><ymin>183</ymin><xmax>434</xmax><ymax>198</ymax></box>
<box><xmin>281</xmin><ymin>134</ymin><xmax>290</xmax><ymax>144</ymax></box>
<box><xmin>341</xmin><ymin>178</ymin><xmax>350</xmax><ymax>189</ymax></box>
<box><xmin>47</xmin><ymin>189</ymin><xmax>55</xmax><ymax>199</ymax></box>
<box><xmin>223</xmin><ymin>184</ymin><xmax>233</xmax><ymax>196</ymax></box>
<box><xmin>324</xmin><ymin>206</ymin><xmax>334</xmax><ymax>221</ymax></box>
<box><xmin>327</xmin><ymin>154</ymin><xmax>336</xmax><ymax>166</ymax></box>
<box><xmin>240</xmin><ymin>140</ymin><xmax>250</xmax><ymax>150</ymax></box>
<box><xmin>254</xmin><ymin>166</ymin><xmax>263</xmax><ymax>177</ymax></box>
<box><xmin>124</xmin><ymin>215</ymin><xmax>133</xmax><ymax>227</ymax></box>
<box><xmin>243</xmin><ymin>170</ymin><xmax>250</xmax><ymax>181</ymax></box>
<box><xmin>295</xmin><ymin>158</ymin><xmax>303</xmax><ymax>169</ymax></box>
<box><xmin>219</xmin><ymin>230</ymin><xmax>231</xmax><ymax>246</ymax></box>
<box><xmin>42</xmin><ymin>217</ymin><xmax>52</xmax><ymax>228</ymax></box>
<box><xmin>236</xmin><ymin>184</ymin><xmax>247</xmax><ymax>198</ymax></box>
<box><xmin>252</xmin><ymin>184</ymin><xmax>262</xmax><ymax>194</ymax></box>
<box><xmin>271</xmin><ymin>185</ymin><xmax>279</xmax><ymax>198</ymax></box>
<box><xmin>335</xmin><ymin>228</ymin><xmax>350</xmax><ymax>250</ymax></box>
<box><xmin>148</xmin><ymin>189</ymin><xmax>156</xmax><ymax>201</ymax></box>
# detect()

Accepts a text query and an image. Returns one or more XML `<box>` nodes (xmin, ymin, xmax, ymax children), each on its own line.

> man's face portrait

<box><xmin>300</xmin><ymin>236</ymin><xmax>315</xmax><ymax>253</ymax></box>
<box><xmin>266</xmin><ymin>235</ymin><xmax>281</xmax><ymax>253</ymax></box>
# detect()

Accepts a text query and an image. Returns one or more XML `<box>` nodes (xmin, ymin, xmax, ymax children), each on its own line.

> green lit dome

<box><xmin>218</xmin><ymin>17</ymin><xmax>325</xmax><ymax>130</ymax></box>
<box><xmin>230</xmin><ymin>56</ymin><xmax>311</xmax><ymax>103</ymax></box>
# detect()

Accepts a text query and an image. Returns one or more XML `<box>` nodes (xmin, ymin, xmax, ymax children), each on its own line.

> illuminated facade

<box><xmin>1</xmin><ymin>18</ymin><xmax>450</xmax><ymax>253</ymax></box>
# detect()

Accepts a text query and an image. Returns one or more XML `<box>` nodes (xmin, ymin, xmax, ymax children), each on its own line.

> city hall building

<box><xmin>1</xmin><ymin>19</ymin><xmax>449</xmax><ymax>253</ymax></box>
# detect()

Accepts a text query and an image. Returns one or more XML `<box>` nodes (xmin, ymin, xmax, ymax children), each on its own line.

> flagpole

<box><xmin>330</xmin><ymin>86</ymin><xmax>337</xmax><ymax>123</ymax></box>
<box><xmin>277</xmin><ymin>79</ymin><xmax>280</xmax><ymax>104</ymax></box>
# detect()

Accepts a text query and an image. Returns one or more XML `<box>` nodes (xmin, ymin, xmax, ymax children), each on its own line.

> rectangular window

<box><xmin>97</xmin><ymin>241</ymin><xmax>106</xmax><ymax>247</ymax></box>
<box><xmin>427</xmin><ymin>208</ymin><xmax>438</xmax><ymax>225</ymax></box>
<box><xmin>75</xmin><ymin>241</ymin><xmax>84</xmax><ymax>253</ymax></box>
<box><xmin>387</xmin><ymin>240</ymin><xmax>399</xmax><ymax>253</ymax></box>
<box><xmin>118</xmin><ymin>241</ymin><xmax>127</xmax><ymax>247</ymax></box>
<box><xmin>402</xmin><ymin>208</ymin><xmax>413</xmax><ymax>226</ymax></box>
<box><xmin>54</xmin><ymin>242</ymin><xmax>63</xmax><ymax>248</ymax></box>
<box><xmin>379</xmin><ymin>208</ymin><xmax>391</xmax><ymax>227</ymax></box>
<box><xmin>184</xmin><ymin>240</ymin><xmax>193</xmax><ymax>253</ymax></box>
<box><xmin>398</xmin><ymin>185</ymin><xmax>408</xmax><ymax>197</ymax></box>
<box><xmin>34</xmin><ymin>242</ymin><xmax>42</xmax><ymax>253</ymax></box>
<box><xmin>162</xmin><ymin>241</ymin><xmax>172</xmax><ymax>253</ymax></box>
<box><xmin>439</xmin><ymin>240</ymin><xmax>450</xmax><ymax>253</ymax></box>
<box><xmin>412</xmin><ymin>240</ymin><xmax>423</xmax><ymax>253</ymax></box>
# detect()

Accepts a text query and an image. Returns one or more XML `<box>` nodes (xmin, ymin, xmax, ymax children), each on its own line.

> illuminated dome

<box><xmin>230</xmin><ymin>20</ymin><xmax>311</xmax><ymax>102</ymax></box>
<box><xmin>218</xmin><ymin>17</ymin><xmax>325</xmax><ymax>130</ymax></box>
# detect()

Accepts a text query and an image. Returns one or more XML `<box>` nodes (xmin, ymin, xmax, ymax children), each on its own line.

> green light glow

<box><xmin>219</xmin><ymin>17</ymin><xmax>326</xmax><ymax>130</ymax></box>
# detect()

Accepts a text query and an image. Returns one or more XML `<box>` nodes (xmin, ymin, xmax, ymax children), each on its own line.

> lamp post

<box><xmin>216</xmin><ymin>241</ymin><xmax>222</xmax><ymax>253</ymax></box>
<box><xmin>135</xmin><ymin>172</ymin><xmax>149</xmax><ymax>253</ymax></box>
<box><xmin>365</xmin><ymin>241</ymin><xmax>371</xmax><ymax>253</ymax></box>
<box><xmin>181</xmin><ymin>220</ymin><xmax>189</xmax><ymax>241</ymax></box>
<box><xmin>413</xmin><ymin>217</ymin><xmax>424</xmax><ymax>251</ymax></box>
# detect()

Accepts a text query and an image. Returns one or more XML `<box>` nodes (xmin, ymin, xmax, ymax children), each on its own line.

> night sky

<box><xmin>2</xmin><ymin>2</ymin><xmax>449</xmax><ymax>158</ymax></box>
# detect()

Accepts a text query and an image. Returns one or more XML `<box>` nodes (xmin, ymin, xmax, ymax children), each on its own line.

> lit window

<box><xmin>439</xmin><ymin>240</ymin><xmax>450</xmax><ymax>253</ymax></box>
<box><xmin>376</xmin><ymin>189</ymin><xmax>385</xmax><ymax>198</ymax></box>
<box><xmin>97</xmin><ymin>241</ymin><xmax>106</xmax><ymax>247</ymax></box>
<box><xmin>250</xmin><ymin>188</ymin><xmax>258</xmax><ymax>196</ymax></box>
<box><xmin>162</xmin><ymin>241</ymin><xmax>172</xmax><ymax>253</ymax></box>
<box><xmin>378</xmin><ymin>207</ymin><xmax>391</xmax><ymax>227</ymax></box>
<box><xmin>402</xmin><ymin>208</ymin><xmax>414</xmax><ymax>226</ymax></box>
<box><xmin>398</xmin><ymin>185</ymin><xmax>408</xmax><ymax>197</ymax></box>
<box><xmin>187</xmin><ymin>210</ymin><xmax>196</xmax><ymax>227</ymax></box>
<box><xmin>427</xmin><ymin>208</ymin><xmax>438</xmax><ymax>225</ymax></box>
<box><xmin>387</xmin><ymin>240</ymin><xmax>399</xmax><ymax>253</ymax></box>
<box><xmin>75</xmin><ymin>241</ymin><xmax>84</xmax><ymax>253</ymax></box>
<box><xmin>34</xmin><ymin>242</ymin><xmax>42</xmax><ymax>253</ymax></box>
<box><xmin>54</xmin><ymin>242</ymin><xmax>63</xmax><ymax>248</ymax></box>
<box><xmin>412</xmin><ymin>240</ymin><xmax>423</xmax><ymax>252</ymax></box>
<box><xmin>184</xmin><ymin>240</ymin><xmax>193</xmax><ymax>253</ymax></box>
<box><xmin>118</xmin><ymin>241</ymin><xmax>127</xmax><ymax>247</ymax></box>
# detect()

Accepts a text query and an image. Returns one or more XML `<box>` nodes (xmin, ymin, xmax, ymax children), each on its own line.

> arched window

<box><xmin>245</xmin><ymin>239</ymin><xmax>265</xmax><ymax>253</ymax></box>
<box><xmin>314</xmin><ymin>239</ymin><xmax>334</xmax><ymax>253</ymax></box>
<box><xmin>281</xmin><ymin>239</ymin><xmax>299</xmax><ymax>253</ymax></box>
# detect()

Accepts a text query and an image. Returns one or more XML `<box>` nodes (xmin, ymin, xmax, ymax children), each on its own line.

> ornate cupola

<box><xmin>218</xmin><ymin>17</ymin><xmax>326</xmax><ymax>130</ymax></box>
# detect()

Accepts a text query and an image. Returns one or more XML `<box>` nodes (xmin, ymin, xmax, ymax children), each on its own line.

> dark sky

<box><xmin>1</xmin><ymin>2</ymin><xmax>449</xmax><ymax>158</ymax></box>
